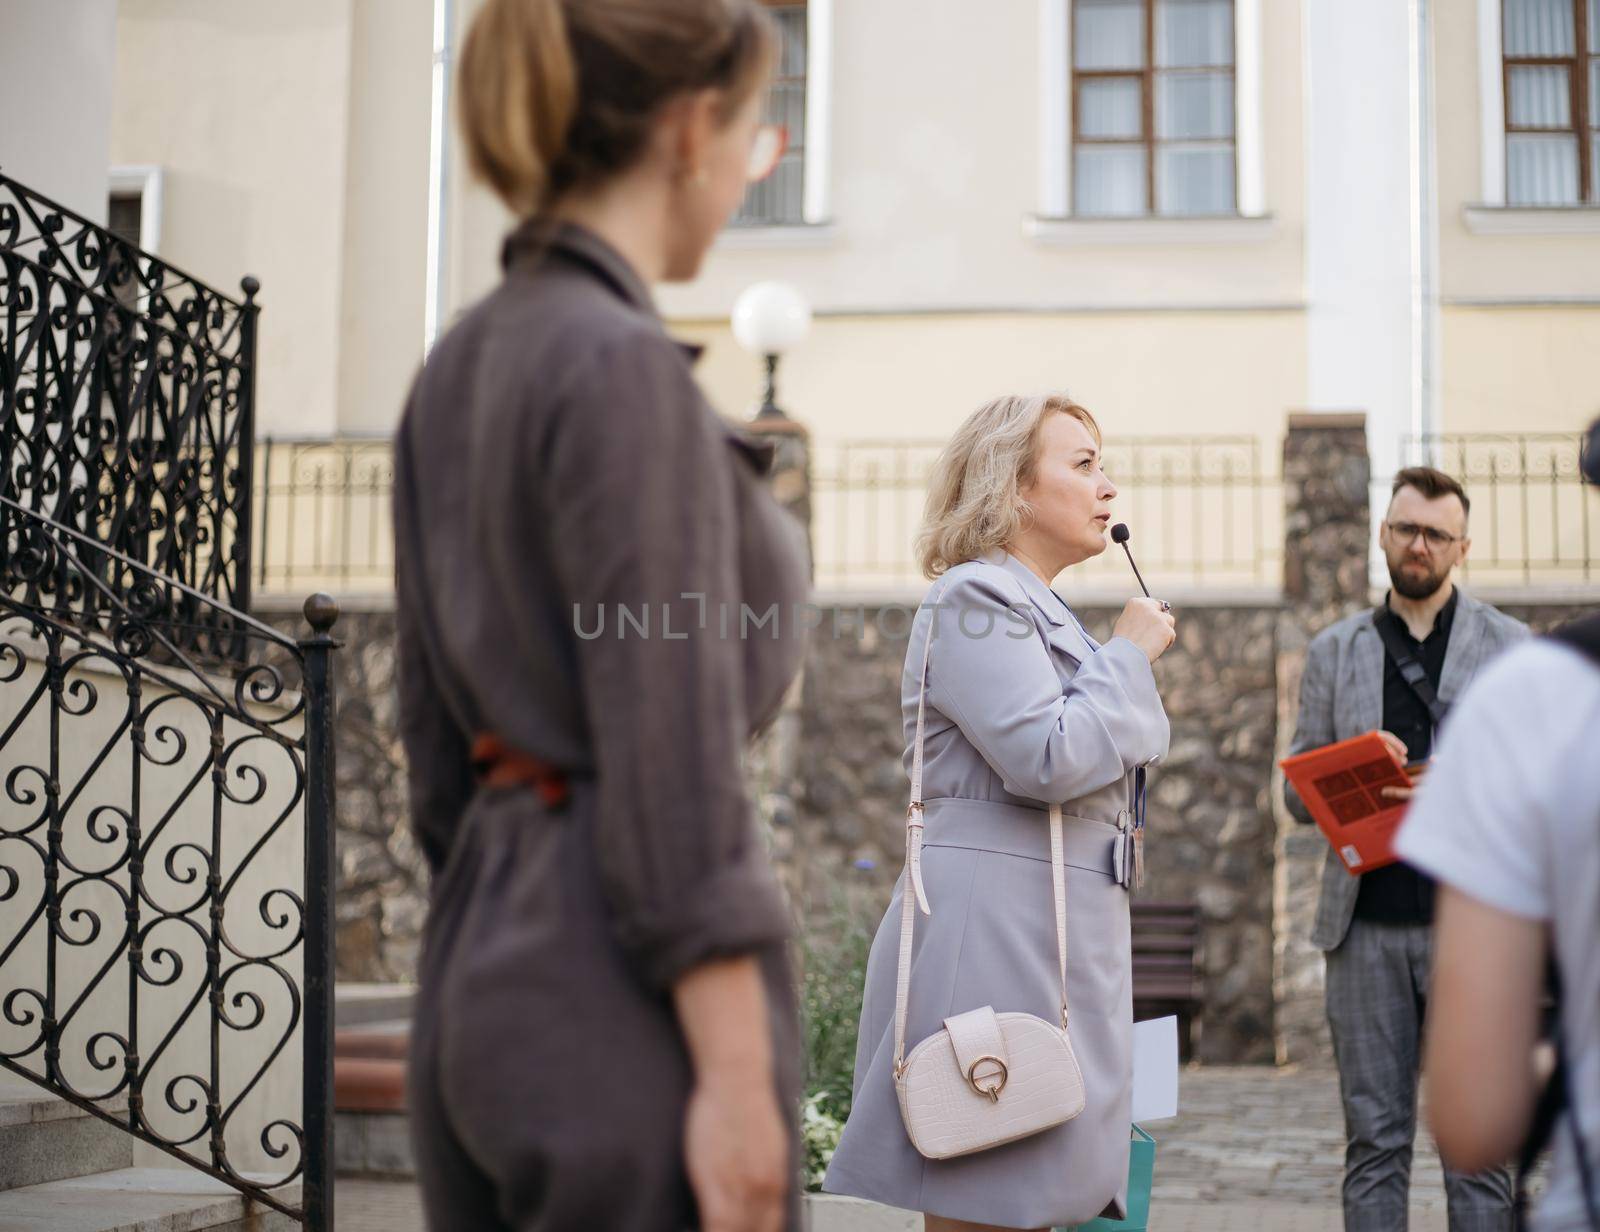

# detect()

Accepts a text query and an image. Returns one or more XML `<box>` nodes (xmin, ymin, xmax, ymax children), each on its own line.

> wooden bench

<box><xmin>1131</xmin><ymin>899</ymin><xmax>1201</xmax><ymax>1062</ymax></box>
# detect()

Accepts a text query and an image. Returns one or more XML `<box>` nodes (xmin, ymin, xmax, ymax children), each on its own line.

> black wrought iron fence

<box><xmin>241</xmin><ymin>430</ymin><xmax>1599</xmax><ymax>598</ymax></box>
<box><xmin>812</xmin><ymin>436</ymin><xmax>1283</xmax><ymax>592</ymax></box>
<box><xmin>1398</xmin><ymin>432</ymin><xmax>1598</xmax><ymax>585</ymax></box>
<box><xmin>0</xmin><ymin>495</ymin><xmax>335</xmax><ymax>1229</ymax></box>
<box><xmin>0</xmin><ymin>173</ymin><xmax>258</xmax><ymax>662</ymax></box>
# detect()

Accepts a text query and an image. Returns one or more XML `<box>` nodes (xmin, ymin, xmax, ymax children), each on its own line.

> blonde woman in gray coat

<box><xmin>824</xmin><ymin>394</ymin><xmax>1175</xmax><ymax>1232</ymax></box>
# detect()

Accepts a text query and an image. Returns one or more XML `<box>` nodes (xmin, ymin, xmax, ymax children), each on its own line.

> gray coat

<box><xmin>1285</xmin><ymin>589</ymin><xmax>1529</xmax><ymax>952</ymax></box>
<box><xmin>824</xmin><ymin>551</ymin><xmax>1170</xmax><ymax>1227</ymax></box>
<box><xmin>394</xmin><ymin>221</ymin><xmax>810</xmax><ymax>1231</ymax></box>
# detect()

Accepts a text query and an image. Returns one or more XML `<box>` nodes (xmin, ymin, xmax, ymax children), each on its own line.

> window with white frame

<box><xmin>1502</xmin><ymin>0</ymin><xmax>1599</xmax><ymax>205</ymax></box>
<box><xmin>732</xmin><ymin>2</ymin><xmax>807</xmax><ymax>226</ymax></box>
<box><xmin>1071</xmin><ymin>0</ymin><xmax>1237</xmax><ymax>217</ymax></box>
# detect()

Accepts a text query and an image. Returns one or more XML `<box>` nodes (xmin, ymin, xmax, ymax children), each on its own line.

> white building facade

<box><xmin>81</xmin><ymin>0</ymin><xmax>1600</xmax><ymax>591</ymax></box>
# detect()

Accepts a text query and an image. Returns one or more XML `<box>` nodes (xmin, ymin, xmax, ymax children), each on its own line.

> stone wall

<box><xmin>258</xmin><ymin>577</ymin><xmax>1596</xmax><ymax>1061</ymax></box>
<box><xmin>257</xmin><ymin>604</ymin><xmax>426</xmax><ymax>984</ymax></box>
<box><xmin>785</xmin><ymin>598</ymin><xmax>1282</xmax><ymax>1064</ymax></box>
<box><xmin>1493</xmin><ymin>600</ymin><xmax>1599</xmax><ymax>634</ymax></box>
<box><xmin>1272</xmin><ymin>414</ymin><xmax>1373</xmax><ymax>1064</ymax></box>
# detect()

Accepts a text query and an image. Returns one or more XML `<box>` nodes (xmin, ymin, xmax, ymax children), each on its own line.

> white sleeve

<box><xmin>1392</xmin><ymin>642</ymin><xmax>1584</xmax><ymax>922</ymax></box>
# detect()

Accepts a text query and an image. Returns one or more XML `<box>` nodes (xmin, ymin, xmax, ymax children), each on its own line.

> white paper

<box><xmin>1130</xmin><ymin>1015</ymin><xmax>1180</xmax><ymax>1123</ymax></box>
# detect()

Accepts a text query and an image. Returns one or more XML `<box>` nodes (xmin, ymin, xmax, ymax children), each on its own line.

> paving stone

<box><xmin>323</xmin><ymin>1066</ymin><xmax>1499</xmax><ymax>1232</ymax></box>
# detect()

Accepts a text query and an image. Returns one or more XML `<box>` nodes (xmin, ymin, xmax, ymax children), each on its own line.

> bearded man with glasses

<box><xmin>1285</xmin><ymin>466</ymin><xmax>1529</xmax><ymax>1232</ymax></box>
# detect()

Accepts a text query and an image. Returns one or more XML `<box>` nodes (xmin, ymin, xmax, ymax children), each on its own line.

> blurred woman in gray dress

<box><xmin>823</xmin><ymin>395</ymin><xmax>1176</xmax><ymax>1232</ymax></box>
<box><xmin>393</xmin><ymin>2</ymin><xmax>808</xmax><ymax>1230</ymax></box>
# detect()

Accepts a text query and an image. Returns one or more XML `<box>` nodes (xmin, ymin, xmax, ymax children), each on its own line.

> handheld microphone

<box><xmin>1109</xmin><ymin>523</ymin><xmax>1152</xmax><ymax>599</ymax></box>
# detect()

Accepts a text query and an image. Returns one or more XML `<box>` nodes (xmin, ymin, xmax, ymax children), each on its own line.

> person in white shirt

<box><xmin>1395</xmin><ymin>619</ymin><xmax>1600</xmax><ymax>1231</ymax></box>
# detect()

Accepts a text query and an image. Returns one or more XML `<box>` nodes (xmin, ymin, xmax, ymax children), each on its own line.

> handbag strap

<box><xmin>893</xmin><ymin>613</ymin><xmax>1070</xmax><ymax>1077</ymax></box>
<box><xmin>1373</xmin><ymin>608</ymin><xmax>1450</xmax><ymax>729</ymax></box>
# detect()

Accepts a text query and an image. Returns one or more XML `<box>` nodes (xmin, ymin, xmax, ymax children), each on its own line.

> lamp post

<box><xmin>732</xmin><ymin>281</ymin><xmax>811</xmax><ymax>421</ymax></box>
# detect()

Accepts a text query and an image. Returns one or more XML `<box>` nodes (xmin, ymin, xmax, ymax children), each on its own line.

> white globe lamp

<box><xmin>732</xmin><ymin>281</ymin><xmax>811</xmax><ymax>420</ymax></box>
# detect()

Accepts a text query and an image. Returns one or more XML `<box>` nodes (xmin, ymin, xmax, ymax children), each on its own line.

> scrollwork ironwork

<box><xmin>0</xmin><ymin>173</ymin><xmax>257</xmax><ymax>664</ymax></box>
<box><xmin>0</xmin><ymin>501</ymin><xmax>333</xmax><ymax>1227</ymax></box>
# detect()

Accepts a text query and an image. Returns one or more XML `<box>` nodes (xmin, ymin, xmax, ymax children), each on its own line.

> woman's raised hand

<box><xmin>1113</xmin><ymin>597</ymin><xmax>1177</xmax><ymax>663</ymax></box>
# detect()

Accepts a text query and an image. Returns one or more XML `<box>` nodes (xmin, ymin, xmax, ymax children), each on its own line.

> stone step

<box><xmin>334</xmin><ymin>985</ymin><xmax>416</xmax><ymax>1029</ymax></box>
<box><xmin>335</xmin><ymin>1019</ymin><xmax>410</xmax><ymax>1060</ymax></box>
<box><xmin>336</xmin><ymin>1110</ymin><xmax>415</xmax><ymax>1181</ymax></box>
<box><xmin>0</xmin><ymin>1074</ymin><xmax>133</xmax><ymax>1193</ymax></box>
<box><xmin>334</xmin><ymin>1016</ymin><xmax>411</xmax><ymax>1177</ymax></box>
<box><xmin>806</xmin><ymin>1194</ymin><xmax>919</xmax><ymax>1231</ymax></box>
<box><xmin>0</xmin><ymin>1167</ymin><xmax>301</xmax><ymax>1231</ymax></box>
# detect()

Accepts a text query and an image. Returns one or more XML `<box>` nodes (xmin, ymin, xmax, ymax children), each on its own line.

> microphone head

<box><xmin>1583</xmin><ymin>416</ymin><xmax>1600</xmax><ymax>486</ymax></box>
<box><xmin>1110</xmin><ymin>523</ymin><xmax>1131</xmax><ymax>545</ymax></box>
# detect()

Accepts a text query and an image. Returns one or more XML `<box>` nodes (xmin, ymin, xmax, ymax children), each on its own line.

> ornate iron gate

<box><xmin>0</xmin><ymin>496</ymin><xmax>335</xmax><ymax>1227</ymax></box>
<box><xmin>0</xmin><ymin>173</ymin><xmax>331</xmax><ymax>1228</ymax></box>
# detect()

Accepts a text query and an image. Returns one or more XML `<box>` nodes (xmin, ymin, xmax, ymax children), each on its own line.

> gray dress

<box><xmin>394</xmin><ymin>221</ymin><xmax>810</xmax><ymax>1231</ymax></box>
<box><xmin>823</xmin><ymin>551</ymin><xmax>1170</xmax><ymax>1228</ymax></box>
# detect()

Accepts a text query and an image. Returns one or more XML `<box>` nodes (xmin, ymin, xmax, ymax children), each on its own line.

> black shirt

<box><xmin>1352</xmin><ymin>588</ymin><xmax>1459</xmax><ymax>924</ymax></box>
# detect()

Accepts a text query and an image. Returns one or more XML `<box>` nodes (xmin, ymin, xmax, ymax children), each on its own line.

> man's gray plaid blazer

<box><xmin>1284</xmin><ymin>589</ymin><xmax>1529</xmax><ymax>951</ymax></box>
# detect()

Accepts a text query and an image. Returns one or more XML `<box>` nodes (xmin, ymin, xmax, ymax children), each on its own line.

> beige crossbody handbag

<box><xmin>892</xmin><ymin>625</ymin><xmax>1087</xmax><ymax>1161</ymax></box>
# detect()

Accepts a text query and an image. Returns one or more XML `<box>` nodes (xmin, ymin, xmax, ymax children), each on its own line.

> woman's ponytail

<box><xmin>459</xmin><ymin>0</ymin><xmax>578</xmax><ymax>217</ymax></box>
<box><xmin>457</xmin><ymin>0</ymin><xmax>775</xmax><ymax>218</ymax></box>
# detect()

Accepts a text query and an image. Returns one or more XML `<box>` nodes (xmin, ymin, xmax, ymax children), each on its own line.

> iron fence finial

<box><xmin>303</xmin><ymin>593</ymin><xmax>340</xmax><ymax>634</ymax></box>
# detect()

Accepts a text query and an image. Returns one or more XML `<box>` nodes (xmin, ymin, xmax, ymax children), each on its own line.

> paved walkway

<box><xmin>335</xmin><ymin>1177</ymin><xmax>428</xmax><ymax>1230</ymax></box>
<box><xmin>1144</xmin><ymin>1065</ymin><xmax>1451</xmax><ymax>1231</ymax></box>
<box><xmin>333</xmin><ymin>1065</ymin><xmax>1481</xmax><ymax>1231</ymax></box>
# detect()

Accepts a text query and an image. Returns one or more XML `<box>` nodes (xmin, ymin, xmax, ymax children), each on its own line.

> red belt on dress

<box><xmin>469</xmin><ymin>733</ymin><xmax>571</xmax><ymax>809</ymax></box>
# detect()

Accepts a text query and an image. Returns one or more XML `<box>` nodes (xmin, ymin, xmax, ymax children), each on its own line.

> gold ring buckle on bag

<box><xmin>966</xmin><ymin>1055</ymin><xmax>1008</xmax><ymax>1102</ymax></box>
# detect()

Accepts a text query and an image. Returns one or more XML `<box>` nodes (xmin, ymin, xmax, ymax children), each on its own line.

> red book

<box><xmin>1280</xmin><ymin>732</ymin><xmax>1414</xmax><ymax>875</ymax></box>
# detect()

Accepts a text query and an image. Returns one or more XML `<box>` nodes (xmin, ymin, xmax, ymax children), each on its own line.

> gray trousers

<box><xmin>1325</xmin><ymin>919</ymin><xmax>1514</xmax><ymax>1232</ymax></box>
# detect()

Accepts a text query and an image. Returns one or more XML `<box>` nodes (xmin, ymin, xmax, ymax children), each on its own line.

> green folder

<box><xmin>1059</xmin><ymin>1126</ymin><xmax>1156</xmax><ymax>1232</ymax></box>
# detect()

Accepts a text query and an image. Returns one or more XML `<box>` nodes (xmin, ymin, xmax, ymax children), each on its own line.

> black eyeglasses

<box><xmin>1385</xmin><ymin>520</ymin><xmax>1463</xmax><ymax>550</ymax></box>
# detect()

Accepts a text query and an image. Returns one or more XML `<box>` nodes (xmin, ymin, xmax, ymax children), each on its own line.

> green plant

<box><xmin>800</xmin><ymin>1090</ymin><xmax>846</xmax><ymax>1190</ymax></box>
<box><xmin>797</xmin><ymin>889</ymin><xmax>876</xmax><ymax>1189</ymax></box>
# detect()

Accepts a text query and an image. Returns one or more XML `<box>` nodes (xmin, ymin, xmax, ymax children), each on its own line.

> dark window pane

<box><xmin>106</xmin><ymin>193</ymin><xmax>143</xmax><ymax>308</ymax></box>
<box><xmin>108</xmin><ymin>194</ymin><xmax>142</xmax><ymax>248</ymax></box>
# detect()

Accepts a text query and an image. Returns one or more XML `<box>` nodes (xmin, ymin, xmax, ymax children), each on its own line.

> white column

<box><xmin>1038</xmin><ymin>0</ymin><xmax>1070</xmax><ymax>217</ymax></box>
<box><xmin>0</xmin><ymin>0</ymin><xmax>118</xmax><ymax>220</ymax></box>
<box><xmin>1236</xmin><ymin>0</ymin><xmax>1266</xmax><ymax>217</ymax></box>
<box><xmin>1304</xmin><ymin>0</ymin><xmax>1432</xmax><ymax>505</ymax></box>
<box><xmin>803</xmin><ymin>0</ymin><xmax>834</xmax><ymax>224</ymax></box>
<box><xmin>1476</xmin><ymin>0</ymin><xmax>1506</xmax><ymax>206</ymax></box>
<box><xmin>425</xmin><ymin>0</ymin><xmax>456</xmax><ymax>351</ymax></box>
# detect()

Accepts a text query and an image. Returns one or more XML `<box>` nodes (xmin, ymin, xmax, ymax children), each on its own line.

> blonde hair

<box><xmin>458</xmin><ymin>0</ymin><xmax>776</xmax><ymax>217</ymax></box>
<box><xmin>914</xmin><ymin>394</ymin><xmax>1103</xmax><ymax>580</ymax></box>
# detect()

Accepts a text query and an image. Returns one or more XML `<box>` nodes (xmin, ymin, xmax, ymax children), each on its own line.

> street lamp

<box><xmin>732</xmin><ymin>281</ymin><xmax>811</xmax><ymax>421</ymax></box>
